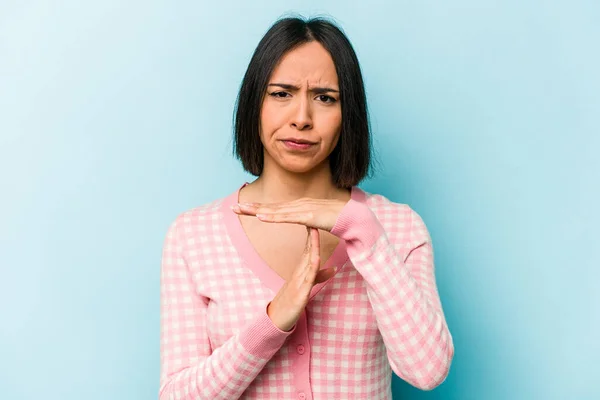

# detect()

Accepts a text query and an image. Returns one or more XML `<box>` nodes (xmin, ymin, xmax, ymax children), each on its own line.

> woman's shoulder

<box><xmin>165</xmin><ymin>190</ymin><xmax>233</xmax><ymax>232</ymax></box>
<box><xmin>359</xmin><ymin>188</ymin><xmax>429</xmax><ymax>237</ymax></box>
<box><xmin>360</xmin><ymin>187</ymin><xmax>413</xmax><ymax>215</ymax></box>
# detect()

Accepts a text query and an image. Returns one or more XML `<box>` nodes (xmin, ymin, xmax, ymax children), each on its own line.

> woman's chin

<box><xmin>282</xmin><ymin>164</ymin><xmax>316</xmax><ymax>174</ymax></box>
<box><xmin>264</xmin><ymin>153</ymin><xmax>329</xmax><ymax>175</ymax></box>
<box><xmin>278</xmin><ymin>160</ymin><xmax>328</xmax><ymax>175</ymax></box>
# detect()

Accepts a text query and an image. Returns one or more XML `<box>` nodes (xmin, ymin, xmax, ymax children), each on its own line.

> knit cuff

<box><xmin>331</xmin><ymin>199</ymin><xmax>385</xmax><ymax>253</ymax></box>
<box><xmin>239</xmin><ymin>302</ymin><xmax>296</xmax><ymax>359</ymax></box>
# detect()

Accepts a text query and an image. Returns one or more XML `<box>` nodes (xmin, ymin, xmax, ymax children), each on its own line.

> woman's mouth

<box><xmin>281</xmin><ymin>140</ymin><xmax>315</xmax><ymax>150</ymax></box>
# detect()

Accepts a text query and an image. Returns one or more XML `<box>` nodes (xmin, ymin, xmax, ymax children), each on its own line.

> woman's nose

<box><xmin>290</xmin><ymin>96</ymin><xmax>313</xmax><ymax>131</ymax></box>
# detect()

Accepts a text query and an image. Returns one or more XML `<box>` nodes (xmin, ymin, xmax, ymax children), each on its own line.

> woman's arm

<box><xmin>159</xmin><ymin>217</ymin><xmax>295</xmax><ymax>400</ymax></box>
<box><xmin>330</xmin><ymin>199</ymin><xmax>454</xmax><ymax>390</ymax></box>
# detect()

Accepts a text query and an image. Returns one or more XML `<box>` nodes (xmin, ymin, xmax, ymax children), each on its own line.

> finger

<box><xmin>306</xmin><ymin>228</ymin><xmax>319</xmax><ymax>273</ymax></box>
<box><xmin>238</xmin><ymin>201</ymin><xmax>304</xmax><ymax>215</ymax></box>
<box><xmin>311</xmin><ymin>227</ymin><xmax>320</xmax><ymax>262</ymax></box>
<box><xmin>292</xmin><ymin>228</ymin><xmax>312</xmax><ymax>280</ymax></box>
<box><xmin>304</xmin><ymin>228</ymin><xmax>321</xmax><ymax>284</ymax></box>
<box><xmin>238</xmin><ymin>199</ymin><xmax>319</xmax><ymax>220</ymax></box>
<box><xmin>256</xmin><ymin>212</ymin><xmax>312</xmax><ymax>225</ymax></box>
<box><xmin>240</xmin><ymin>198</ymin><xmax>310</xmax><ymax>210</ymax></box>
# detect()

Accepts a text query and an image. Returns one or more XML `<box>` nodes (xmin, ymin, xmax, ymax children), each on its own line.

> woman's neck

<box><xmin>240</xmin><ymin>163</ymin><xmax>349</xmax><ymax>204</ymax></box>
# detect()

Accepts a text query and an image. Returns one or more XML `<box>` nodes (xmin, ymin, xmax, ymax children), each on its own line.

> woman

<box><xmin>159</xmin><ymin>16</ymin><xmax>454</xmax><ymax>400</ymax></box>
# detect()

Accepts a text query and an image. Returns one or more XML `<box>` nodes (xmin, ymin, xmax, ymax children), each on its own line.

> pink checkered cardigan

<box><xmin>159</xmin><ymin>183</ymin><xmax>454</xmax><ymax>399</ymax></box>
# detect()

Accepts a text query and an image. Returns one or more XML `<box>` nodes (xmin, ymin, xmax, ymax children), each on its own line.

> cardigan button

<box><xmin>298</xmin><ymin>393</ymin><xmax>306</xmax><ymax>400</ymax></box>
<box><xmin>297</xmin><ymin>344</ymin><xmax>305</xmax><ymax>354</ymax></box>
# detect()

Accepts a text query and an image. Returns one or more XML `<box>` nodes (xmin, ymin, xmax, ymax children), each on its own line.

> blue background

<box><xmin>1</xmin><ymin>1</ymin><xmax>598</xmax><ymax>399</ymax></box>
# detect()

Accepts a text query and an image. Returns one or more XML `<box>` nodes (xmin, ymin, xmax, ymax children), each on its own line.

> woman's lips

<box><xmin>281</xmin><ymin>140</ymin><xmax>315</xmax><ymax>150</ymax></box>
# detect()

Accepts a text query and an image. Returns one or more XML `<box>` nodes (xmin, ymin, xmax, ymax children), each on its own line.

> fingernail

<box><xmin>230</xmin><ymin>205</ymin><xmax>241</xmax><ymax>212</ymax></box>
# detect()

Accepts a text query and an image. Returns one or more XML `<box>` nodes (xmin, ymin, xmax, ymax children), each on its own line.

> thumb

<box><xmin>314</xmin><ymin>266</ymin><xmax>337</xmax><ymax>284</ymax></box>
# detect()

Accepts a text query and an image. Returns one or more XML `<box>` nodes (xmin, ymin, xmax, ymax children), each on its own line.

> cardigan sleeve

<box><xmin>331</xmin><ymin>199</ymin><xmax>454</xmax><ymax>390</ymax></box>
<box><xmin>159</xmin><ymin>217</ymin><xmax>296</xmax><ymax>400</ymax></box>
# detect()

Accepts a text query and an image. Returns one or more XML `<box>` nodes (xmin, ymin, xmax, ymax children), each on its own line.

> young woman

<box><xmin>159</xmin><ymin>16</ymin><xmax>454</xmax><ymax>400</ymax></box>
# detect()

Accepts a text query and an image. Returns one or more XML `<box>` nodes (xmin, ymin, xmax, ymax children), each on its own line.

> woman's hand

<box><xmin>266</xmin><ymin>227</ymin><xmax>336</xmax><ymax>332</ymax></box>
<box><xmin>231</xmin><ymin>198</ymin><xmax>348</xmax><ymax>232</ymax></box>
<box><xmin>231</xmin><ymin>197</ymin><xmax>347</xmax><ymax>330</ymax></box>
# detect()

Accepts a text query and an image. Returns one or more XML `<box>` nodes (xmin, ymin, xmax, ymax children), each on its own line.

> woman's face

<box><xmin>260</xmin><ymin>41</ymin><xmax>342</xmax><ymax>175</ymax></box>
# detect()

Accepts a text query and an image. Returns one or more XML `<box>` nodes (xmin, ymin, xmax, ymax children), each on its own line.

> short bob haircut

<box><xmin>233</xmin><ymin>16</ymin><xmax>373</xmax><ymax>189</ymax></box>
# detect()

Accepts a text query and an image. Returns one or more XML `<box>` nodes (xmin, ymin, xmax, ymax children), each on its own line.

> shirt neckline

<box><xmin>221</xmin><ymin>182</ymin><xmax>366</xmax><ymax>295</ymax></box>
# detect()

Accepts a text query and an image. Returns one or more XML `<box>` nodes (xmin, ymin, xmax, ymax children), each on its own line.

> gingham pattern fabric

<box><xmin>159</xmin><ymin>185</ymin><xmax>454</xmax><ymax>399</ymax></box>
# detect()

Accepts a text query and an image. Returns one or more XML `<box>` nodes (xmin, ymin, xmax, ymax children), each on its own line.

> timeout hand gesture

<box><xmin>231</xmin><ymin>198</ymin><xmax>348</xmax><ymax>331</ymax></box>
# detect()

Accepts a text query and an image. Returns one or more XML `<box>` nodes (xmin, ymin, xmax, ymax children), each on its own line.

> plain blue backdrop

<box><xmin>1</xmin><ymin>1</ymin><xmax>598</xmax><ymax>399</ymax></box>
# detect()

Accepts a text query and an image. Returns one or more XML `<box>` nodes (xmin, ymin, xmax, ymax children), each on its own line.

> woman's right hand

<box><xmin>267</xmin><ymin>227</ymin><xmax>337</xmax><ymax>332</ymax></box>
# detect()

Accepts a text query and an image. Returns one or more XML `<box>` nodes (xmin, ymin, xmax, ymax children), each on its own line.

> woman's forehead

<box><xmin>270</xmin><ymin>43</ymin><xmax>339</xmax><ymax>87</ymax></box>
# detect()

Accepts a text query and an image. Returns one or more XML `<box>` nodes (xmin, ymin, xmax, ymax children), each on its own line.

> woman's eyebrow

<box><xmin>268</xmin><ymin>83</ymin><xmax>339</xmax><ymax>94</ymax></box>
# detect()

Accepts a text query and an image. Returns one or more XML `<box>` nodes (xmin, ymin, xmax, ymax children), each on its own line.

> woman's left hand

<box><xmin>231</xmin><ymin>198</ymin><xmax>348</xmax><ymax>232</ymax></box>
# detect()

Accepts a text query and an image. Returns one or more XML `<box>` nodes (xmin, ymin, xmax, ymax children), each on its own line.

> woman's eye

<box><xmin>270</xmin><ymin>91</ymin><xmax>289</xmax><ymax>98</ymax></box>
<box><xmin>317</xmin><ymin>95</ymin><xmax>336</xmax><ymax>103</ymax></box>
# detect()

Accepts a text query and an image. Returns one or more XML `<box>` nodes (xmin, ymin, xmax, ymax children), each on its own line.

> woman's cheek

<box><xmin>262</xmin><ymin>104</ymin><xmax>288</xmax><ymax>131</ymax></box>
